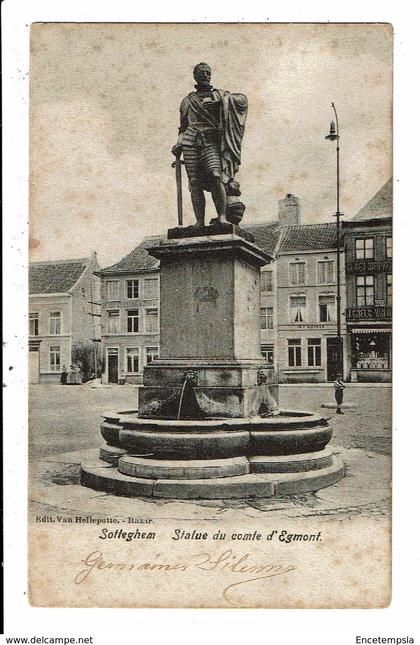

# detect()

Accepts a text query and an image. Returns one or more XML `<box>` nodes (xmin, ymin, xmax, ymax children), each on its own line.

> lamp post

<box><xmin>325</xmin><ymin>102</ymin><xmax>343</xmax><ymax>376</ymax></box>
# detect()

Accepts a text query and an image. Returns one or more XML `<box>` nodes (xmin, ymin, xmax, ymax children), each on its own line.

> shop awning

<box><xmin>351</xmin><ymin>328</ymin><xmax>391</xmax><ymax>334</ymax></box>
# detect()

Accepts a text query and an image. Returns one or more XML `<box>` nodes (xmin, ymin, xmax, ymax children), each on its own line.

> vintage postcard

<box><xmin>28</xmin><ymin>22</ymin><xmax>392</xmax><ymax>608</ymax></box>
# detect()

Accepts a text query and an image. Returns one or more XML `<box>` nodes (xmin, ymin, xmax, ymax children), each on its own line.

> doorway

<box><xmin>107</xmin><ymin>348</ymin><xmax>119</xmax><ymax>384</ymax></box>
<box><xmin>327</xmin><ymin>337</ymin><xmax>343</xmax><ymax>381</ymax></box>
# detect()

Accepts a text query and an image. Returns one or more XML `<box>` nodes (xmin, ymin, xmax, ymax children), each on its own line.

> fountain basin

<box><xmin>120</xmin><ymin>429</ymin><xmax>250</xmax><ymax>460</ymax></box>
<box><xmin>79</xmin><ymin>407</ymin><xmax>344</xmax><ymax>499</ymax></box>
<box><xmin>100</xmin><ymin>410</ymin><xmax>333</xmax><ymax>459</ymax></box>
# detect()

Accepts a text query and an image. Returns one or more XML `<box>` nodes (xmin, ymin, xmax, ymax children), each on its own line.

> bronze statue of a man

<box><xmin>172</xmin><ymin>63</ymin><xmax>248</xmax><ymax>226</ymax></box>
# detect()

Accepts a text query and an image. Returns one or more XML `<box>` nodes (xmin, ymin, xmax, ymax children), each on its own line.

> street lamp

<box><xmin>325</xmin><ymin>102</ymin><xmax>343</xmax><ymax>376</ymax></box>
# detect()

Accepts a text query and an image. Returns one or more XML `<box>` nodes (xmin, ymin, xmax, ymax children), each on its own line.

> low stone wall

<box><xmin>39</xmin><ymin>373</ymin><xmax>61</xmax><ymax>384</ymax></box>
<box><xmin>279</xmin><ymin>369</ymin><xmax>325</xmax><ymax>384</ymax></box>
<box><xmin>351</xmin><ymin>369</ymin><xmax>391</xmax><ymax>383</ymax></box>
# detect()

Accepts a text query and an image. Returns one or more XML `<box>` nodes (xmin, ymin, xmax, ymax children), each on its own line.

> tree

<box><xmin>71</xmin><ymin>342</ymin><xmax>101</xmax><ymax>381</ymax></box>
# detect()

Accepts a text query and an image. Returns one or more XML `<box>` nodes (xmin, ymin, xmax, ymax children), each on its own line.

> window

<box><xmin>146</xmin><ymin>346</ymin><xmax>159</xmax><ymax>364</ymax></box>
<box><xmin>144</xmin><ymin>278</ymin><xmax>159</xmax><ymax>299</ymax></box>
<box><xmin>355</xmin><ymin>238</ymin><xmax>374</xmax><ymax>259</ymax></box>
<box><xmin>126</xmin><ymin>280</ymin><xmax>139</xmax><ymax>299</ymax></box>
<box><xmin>106</xmin><ymin>280</ymin><xmax>120</xmax><ymax>300</ymax></box>
<box><xmin>308</xmin><ymin>338</ymin><xmax>321</xmax><ymax>367</ymax></box>
<box><xmin>290</xmin><ymin>296</ymin><xmax>306</xmax><ymax>323</ymax></box>
<box><xmin>145</xmin><ymin>308</ymin><xmax>158</xmax><ymax>334</ymax></box>
<box><xmin>29</xmin><ymin>313</ymin><xmax>39</xmax><ymax>336</ymax></box>
<box><xmin>127</xmin><ymin>309</ymin><xmax>139</xmax><ymax>333</ymax></box>
<box><xmin>260</xmin><ymin>271</ymin><xmax>273</xmax><ymax>292</ymax></box>
<box><xmin>318</xmin><ymin>260</ymin><xmax>334</xmax><ymax>284</ymax></box>
<box><xmin>126</xmin><ymin>347</ymin><xmax>140</xmax><ymax>373</ymax></box>
<box><xmin>319</xmin><ymin>295</ymin><xmax>336</xmax><ymax>322</ymax></box>
<box><xmin>351</xmin><ymin>333</ymin><xmax>391</xmax><ymax>370</ymax></box>
<box><xmin>49</xmin><ymin>312</ymin><xmax>61</xmax><ymax>335</ymax></box>
<box><xmin>386</xmin><ymin>274</ymin><xmax>392</xmax><ymax>305</ymax></box>
<box><xmin>289</xmin><ymin>262</ymin><xmax>305</xmax><ymax>286</ymax></box>
<box><xmin>261</xmin><ymin>344</ymin><xmax>274</xmax><ymax>364</ymax></box>
<box><xmin>49</xmin><ymin>345</ymin><xmax>60</xmax><ymax>371</ymax></box>
<box><xmin>288</xmin><ymin>339</ymin><xmax>302</xmax><ymax>367</ymax></box>
<box><xmin>107</xmin><ymin>310</ymin><xmax>120</xmax><ymax>334</ymax></box>
<box><xmin>386</xmin><ymin>237</ymin><xmax>392</xmax><ymax>258</ymax></box>
<box><xmin>356</xmin><ymin>275</ymin><xmax>375</xmax><ymax>306</ymax></box>
<box><xmin>260</xmin><ymin>307</ymin><xmax>273</xmax><ymax>330</ymax></box>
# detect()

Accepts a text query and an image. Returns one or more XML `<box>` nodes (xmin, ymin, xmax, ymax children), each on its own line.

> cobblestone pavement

<box><xmin>277</xmin><ymin>385</ymin><xmax>392</xmax><ymax>456</ymax></box>
<box><xmin>29</xmin><ymin>383</ymin><xmax>391</xmax><ymax>519</ymax></box>
<box><xmin>29</xmin><ymin>383</ymin><xmax>138</xmax><ymax>459</ymax></box>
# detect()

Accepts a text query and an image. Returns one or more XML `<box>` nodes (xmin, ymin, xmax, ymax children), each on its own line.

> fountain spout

<box><xmin>177</xmin><ymin>371</ymin><xmax>201</xmax><ymax>420</ymax></box>
<box><xmin>177</xmin><ymin>379</ymin><xmax>189</xmax><ymax>421</ymax></box>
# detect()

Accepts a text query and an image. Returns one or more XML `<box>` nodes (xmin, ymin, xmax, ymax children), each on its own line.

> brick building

<box><xmin>343</xmin><ymin>179</ymin><xmax>392</xmax><ymax>382</ymax></box>
<box><xmin>29</xmin><ymin>253</ymin><xmax>101</xmax><ymax>383</ymax></box>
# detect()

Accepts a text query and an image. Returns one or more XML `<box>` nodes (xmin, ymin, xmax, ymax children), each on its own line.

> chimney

<box><xmin>278</xmin><ymin>194</ymin><xmax>301</xmax><ymax>227</ymax></box>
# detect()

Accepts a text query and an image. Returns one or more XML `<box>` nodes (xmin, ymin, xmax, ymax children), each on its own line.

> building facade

<box><xmin>243</xmin><ymin>221</ymin><xmax>283</xmax><ymax>375</ymax></box>
<box><xmin>343</xmin><ymin>180</ymin><xmax>392</xmax><ymax>382</ymax></box>
<box><xmin>96</xmin><ymin>238</ymin><xmax>161</xmax><ymax>384</ymax></box>
<box><xmin>275</xmin><ymin>224</ymin><xmax>346</xmax><ymax>383</ymax></box>
<box><xmin>96</xmin><ymin>193</ymin><xmax>350</xmax><ymax>384</ymax></box>
<box><xmin>97</xmin><ymin>224</ymin><xmax>286</xmax><ymax>384</ymax></box>
<box><xmin>28</xmin><ymin>253</ymin><xmax>101</xmax><ymax>383</ymax></box>
<box><xmin>245</xmin><ymin>194</ymin><xmax>303</xmax><ymax>377</ymax></box>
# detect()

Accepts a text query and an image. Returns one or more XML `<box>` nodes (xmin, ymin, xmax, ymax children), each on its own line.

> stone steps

<box><xmin>249</xmin><ymin>448</ymin><xmax>333</xmax><ymax>473</ymax></box>
<box><xmin>81</xmin><ymin>452</ymin><xmax>344</xmax><ymax>499</ymax></box>
<box><xmin>118</xmin><ymin>455</ymin><xmax>250</xmax><ymax>479</ymax></box>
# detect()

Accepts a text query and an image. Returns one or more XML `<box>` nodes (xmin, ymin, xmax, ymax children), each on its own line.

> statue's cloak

<box><xmin>216</xmin><ymin>90</ymin><xmax>248</xmax><ymax>184</ymax></box>
<box><xmin>182</xmin><ymin>90</ymin><xmax>248</xmax><ymax>184</ymax></box>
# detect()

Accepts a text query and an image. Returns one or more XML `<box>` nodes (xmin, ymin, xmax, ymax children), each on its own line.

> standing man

<box><xmin>333</xmin><ymin>374</ymin><xmax>346</xmax><ymax>414</ymax></box>
<box><xmin>172</xmin><ymin>62</ymin><xmax>248</xmax><ymax>226</ymax></box>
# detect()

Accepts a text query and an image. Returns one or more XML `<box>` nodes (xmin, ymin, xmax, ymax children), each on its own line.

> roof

<box><xmin>29</xmin><ymin>257</ymin><xmax>90</xmax><ymax>295</ymax></box>
<box><xmin>98</xmin><ymin>220</ymin><xmax>341</xmax><ymax>276</ymax></box>
<box><xmin>276</xmin><ymin>222</ymin><xmax>340</xmax><ymax>253</ymax></box>
<box><xmin>97</xmin><ymin>237</ymin><xmax>162</xmax><ymax>275</ymax></box>
<box><xmin>352</xmin><ymin>179</ymin><xmax>392</xmax><ymax>222</ymax></box>
<box><xmin>242</xmin><ymin>220</ymin><xmax>281</xmax><ymax>256</ymax></box>
<box><xmin>98</xmin><ymin>224</ymin><xmax>282</xmax><ymax>276</ymax></box>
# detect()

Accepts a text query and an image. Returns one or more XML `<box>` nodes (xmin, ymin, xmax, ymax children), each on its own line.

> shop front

<box><xmin>350</xmin><ymin>327</ymin><xmax>391</xmax><ymax>382</ymax></box>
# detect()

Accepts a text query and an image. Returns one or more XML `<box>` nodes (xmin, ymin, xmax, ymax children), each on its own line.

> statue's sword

<box><xmin>171</xmin><ymin>153</ymin><xmax>185</xmax><ymax>227</ymax></box>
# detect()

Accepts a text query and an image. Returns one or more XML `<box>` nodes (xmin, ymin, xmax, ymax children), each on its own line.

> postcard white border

<box><xmin>2</xmin><ymin>0</ymin><xmax>419</xmax><ymax>642</ymax></box>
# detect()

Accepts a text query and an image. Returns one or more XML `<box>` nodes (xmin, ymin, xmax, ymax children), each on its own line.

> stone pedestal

<box><xmin>140</xmin><ymin>227</ymin><xmax>277</xmax><ymax>418</ymax></box>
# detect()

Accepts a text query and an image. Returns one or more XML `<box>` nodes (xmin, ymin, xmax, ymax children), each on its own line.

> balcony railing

<box><xmin>346</xmin><ymin>306</ymin><xmax>392</xmax><ymax>322</ymax></box>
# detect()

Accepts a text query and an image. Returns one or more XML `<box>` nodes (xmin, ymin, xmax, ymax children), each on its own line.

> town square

<box><xmin>29</xmin><ymin>378</ymin><xmax>391</xmax><ymax>519</ymax></box>
<box><xmin>24</xmin><ymin>23</ymin><xmax>393</xmax><ymax>609</ymax></box>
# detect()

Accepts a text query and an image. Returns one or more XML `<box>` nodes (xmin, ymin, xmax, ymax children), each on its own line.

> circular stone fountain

<box><xmin>81</xmin><ymin>409</ymin><xmax>343</xmax><ymax>499</ymax></box>
<box><xmin>81</xmin><ymin>225</ymin><xmax>344</xmax><ymax>500</ymax></box>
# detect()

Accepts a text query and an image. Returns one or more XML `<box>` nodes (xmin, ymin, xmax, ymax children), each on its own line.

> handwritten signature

<box><xmin>74</xmin><ymin>549</ymin><xmax>296</xmax><ymax>605</ymax></box>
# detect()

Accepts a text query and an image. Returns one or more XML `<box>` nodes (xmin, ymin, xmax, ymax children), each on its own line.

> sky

<box><xmin>29</xmin><ymin>23</ymin><xmax>392</xmax><ymax>267</ymax></box>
